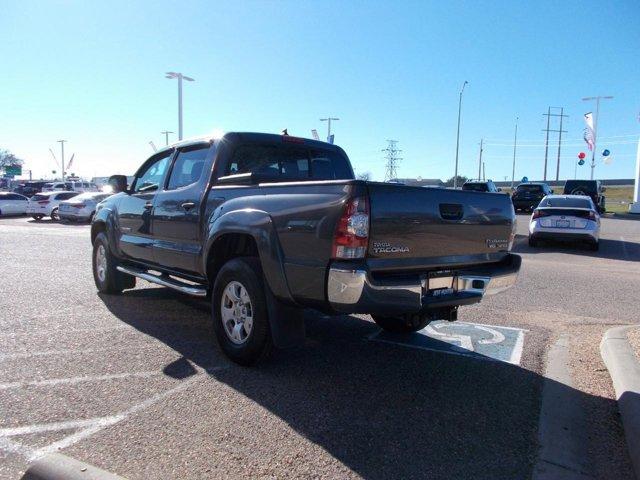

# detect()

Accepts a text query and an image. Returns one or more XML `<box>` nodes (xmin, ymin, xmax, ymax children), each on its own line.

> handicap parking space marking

<box><xmin>369</xmin><ymin>320</ymin><xmax>527</xmax><ymax>365</ymax></box>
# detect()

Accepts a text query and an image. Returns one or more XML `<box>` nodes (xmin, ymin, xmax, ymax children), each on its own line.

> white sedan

<box><xmin>26</xmin><ymin>191</ymin><xmax>80</xmax><ymax>221</ymax></box>
<box><xmin>528</xmin><ymin>195</ymin><xmax>601</xmax><ymax>250</ymax></box>
<box><xmin>0</xmin><ymin>192</ymin><xmax>29</xmax><ymax>216</ymax></box>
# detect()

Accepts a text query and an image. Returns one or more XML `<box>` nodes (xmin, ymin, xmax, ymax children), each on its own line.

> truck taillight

<box><xmin>332</xmin><ymin>196</ymin><xmax>369</xmax><ymax>259</ymax></box>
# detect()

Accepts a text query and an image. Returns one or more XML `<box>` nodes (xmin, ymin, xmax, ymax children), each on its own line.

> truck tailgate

<box><xmin>367</xmin><ymin>183</ymin><xmax>516</xmax><ymax>269</ymax></box>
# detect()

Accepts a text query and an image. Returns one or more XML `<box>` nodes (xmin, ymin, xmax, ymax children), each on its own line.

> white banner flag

<box><xmin>311</xmin><ymin>129</ymin><xmax>319</xmax><ymax>141</ymax></box>
<box><xmin>583</xmin><ymin>112</ymin><xmax>595</xmax><ymax>151</ymax></box>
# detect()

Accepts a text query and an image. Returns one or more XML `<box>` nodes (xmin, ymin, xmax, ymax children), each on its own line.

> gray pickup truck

<box><xmin>92</xmin><ymin>132</ymin><xmax>520</xmax><ymax>364</ymax></box>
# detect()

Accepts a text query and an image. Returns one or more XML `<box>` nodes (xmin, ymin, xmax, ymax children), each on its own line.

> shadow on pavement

<box><xmin>99</xmin><ymin>288</ymin><xmax>633</xmax><ymax>480</ymax></box>
<box><xmin>512</xmin><ymin>234</ymin><xmax>640</xmax><ymax>262</ymax></box>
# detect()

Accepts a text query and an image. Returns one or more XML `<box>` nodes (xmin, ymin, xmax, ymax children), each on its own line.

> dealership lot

<box><xmin>1</xmin><ymin>214</ymin><xmax>639</xmax><ymax>479</ymax></box>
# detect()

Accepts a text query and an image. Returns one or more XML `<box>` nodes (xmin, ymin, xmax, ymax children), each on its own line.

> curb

<box><xmin>21</xmin><ymin>453</ymin><xmax>127</xmax><ymax>480</ymax></box>
<box><xmin>600</xmin><ymin>325</ymin><xmax>640</xmax><ymax>480</ymax></box>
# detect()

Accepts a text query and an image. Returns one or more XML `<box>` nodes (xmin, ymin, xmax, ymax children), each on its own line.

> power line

<box><xmin>382</xmin><ymin>139</ymin><xmax>402</xmax><ymax>181</ymax></box>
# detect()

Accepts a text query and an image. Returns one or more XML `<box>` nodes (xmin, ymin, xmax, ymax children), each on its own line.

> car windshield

<box><xmin>462</xmin><ymin>183</ymin><xmax>488</xmax><ymax>192</ymax></box>
<box><xmin>539</xmin><ymin>197</ymin><xmax>592</xmax><ymax>209</ymax></box>
<box><xmin>517</xmin><ymin>185</ymin><xmax>543</xmax><ymax>193</ymax></box>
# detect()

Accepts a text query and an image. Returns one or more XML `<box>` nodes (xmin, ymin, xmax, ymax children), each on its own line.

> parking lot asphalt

<box><xmin>1</xmin><ymin>214</ymin><xmax>639</xmax><ymax>479</ymax></box>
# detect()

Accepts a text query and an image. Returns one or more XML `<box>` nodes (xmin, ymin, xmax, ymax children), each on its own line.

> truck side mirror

<box><xmin>109</xmin><ymin>175</ymin><xmax>128</xmax><ymax>193</ymax></box>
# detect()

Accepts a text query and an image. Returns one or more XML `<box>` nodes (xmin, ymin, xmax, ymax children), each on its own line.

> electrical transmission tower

<box><xmin>382</xmin><ymin>140</ymin><xmax>402</xmax><ymax>182</ymax></box>
<box><xmin>542</xmin><ymin>107</ymin><xmax>568</xmax><ymax>181</ymax></box>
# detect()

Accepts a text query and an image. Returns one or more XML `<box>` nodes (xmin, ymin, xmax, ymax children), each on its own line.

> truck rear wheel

<box><xmin>372</xmin><ymin>314</ymin><xmax>430</xmax><ymax>334</ymax></box>
<box><xmin>92</xmin><ymin>232</ymin><xmax>136</xmax><ymax>294</ymax></box>
<box><xmin>212</xmin><ymin>257</ymin><xmax>272</xmax><ymax>366</ymax></box>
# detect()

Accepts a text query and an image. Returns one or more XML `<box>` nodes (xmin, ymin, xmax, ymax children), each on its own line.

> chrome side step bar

<box><xmin>116</xmin><ymin>266</ymin><xmax>208</xmax><ymax>297</ymax></box>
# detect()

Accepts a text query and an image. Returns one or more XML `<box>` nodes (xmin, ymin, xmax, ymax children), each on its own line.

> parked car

<box><xmin>461</xmin><ymin>180</ymin><xmax>501</xmax><ymax>193</ymax></box>
<box><xmin>13</xmin><ymin>181</ymin><xmax>48</xmax><ymax>198</ymax></box>
<box><xmin>58</xmin><ymin>192</ymin><xmax>112</xmax><ymax>222</ymax></box>
<box><xmin>528</xmin><ymin>195</ymin><xmax>600</xmax><ymax>250</ymax></box>
<box><xmin>42</xmin><ymin>181</ymin><xmax>99</xmax><ymax>193</ymax></box>
<box><xmin>562</xmin><ymin>180</ymin><xmax>606</xmax><ymax>213</ymax></box>
<box><xmin>511</xmin><ymin>182</ymin><xmax>553</xmax><ymax>212</ymax></box>
<box><xmin>91</xmin><ymin>132</ymin><xmax>520</xmax><ymax>365</ymax></box>
<box><xmin>0</xmin><ymin>192</ymin><xmax>29</xmax><ymax>216</ymax></box>
<box><xmin>27</xmin><ymin>191</ymin><xmax>79</xmax><ymax>221</ymax></box>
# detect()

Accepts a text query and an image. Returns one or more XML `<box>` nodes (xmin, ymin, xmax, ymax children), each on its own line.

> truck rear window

<box><xmin>226</xmin><ymin>144</ymin><xmax>353</xmax><ymax>181</ymax></box>
<box><xmin>516</xmin><ymin>185</ymin><xmax>543</xmax><ymax>193</ymax></box>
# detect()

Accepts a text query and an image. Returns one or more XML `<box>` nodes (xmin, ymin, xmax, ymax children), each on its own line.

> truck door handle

<box><xmin>144</xmin><ymin>202</ymin><xmax>153</xmax><ymax>209</ymax></box>
<box><xmin>181</xmin><ymin>202</ymin><xmax>195</xmax><ymax>210</ymax></box>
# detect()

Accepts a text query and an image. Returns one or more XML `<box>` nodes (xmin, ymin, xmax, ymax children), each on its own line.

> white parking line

<box><xmin>0</xmin><ymin>370</ymin><xmax>163</xmax><ymax>390</ymax></box>
<box><xmin>0</xmin><ymin>364</ymin><xmax>228</xmax><ymax>460</ymax></box>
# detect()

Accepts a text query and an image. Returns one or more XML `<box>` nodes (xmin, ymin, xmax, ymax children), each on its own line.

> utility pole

<box><xmin>555</xmin><ymin>108</ymin><xmax>567</xmax><ymax>181</ymax></box>
<box><xmin>477</xmin><ymin>138</ymin><xmax>484</xmax><ymax>180</ymax></box>
<box><xmin>319</xmin><ymin>117</ymin><xmax>339</xmax><ymax>143</ymax></box>
<box><xmin>582</xmin><ymin>95</ymin><xmax>613</xmax><ymax>180</ymax></box>
<box><xmin>511</xmin><ymin>118</ymin><xmax>518</xmax><ymax>189</ymax></box>
<box><xmin>542</xmin><ymin>107</ymin><xmax>568</xmax><ymax>181</ymax></box>
<box><xmin>165</xmin><ymin>72</ymin><xmax>195</xmax><ymax>141</ymax></box>
<box><xmin>453</xmin><ymin>81</ymin><xmax>469</xmax><ymax>189</ymax></box>
<box><xmin>482</xmin><ymin>161</ymin><xmax>486</xmax><ymax>181</ymax></box>
<box><xmin>57</xmin><ymin>140</ymin><xmax>66</xmax><ymax>181</ymax></box>
<box><xmin>382</xmin><ymin>140</ymin><xmax>402</xmax><ymax>182</ymax></box>
<box><xmin>161</xmin><ymin>131</ymin><xmax>174</xmax><ymax>146</ymax></box>
<box><xmin>542</xmin><ymin>107</ymin><xmax>551</xmax><ymax>181</ymax></box>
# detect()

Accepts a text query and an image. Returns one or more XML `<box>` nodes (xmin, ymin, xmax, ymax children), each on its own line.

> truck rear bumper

<box><xmin>327</xmin><ymin>254</ymin><xmax>521</xmax><ymax>315</ymax></box>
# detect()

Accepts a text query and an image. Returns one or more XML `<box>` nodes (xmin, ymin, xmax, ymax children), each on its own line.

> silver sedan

<box><xmin>58</xmin><ymin>192</ymin><xmax>113</xmax><ymax>222</ymax></box>
<box><xmin>528</xmin><ymin>195</ymin><xmax>601</xmax><ymax>250</ymax></box>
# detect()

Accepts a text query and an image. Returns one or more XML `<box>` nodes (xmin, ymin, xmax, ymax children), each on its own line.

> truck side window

<box><xmin>133</xmin><ymin>152</ymin><xmax>172</xmax><ymax>193</ymax></box>
<box><xmin>167</xmin><ymin>146</ymin><xmax>209</xmax><ymax>190</ymax></box>
<box><xmin>310</xmin><ymin>150</ymin><xmax>353</xmax><ymax>180</ymax></box>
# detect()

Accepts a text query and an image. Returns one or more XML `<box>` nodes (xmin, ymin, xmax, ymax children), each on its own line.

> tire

<box><xmin>88</xmin><ymin>211</ymin><xmax>95</xmax><ymax>223</ymax></box>
<box><xmin>372</xmin><ymin>313</ymin><xmax>430</xmax><ymax>334</ymax></box>
<box><xmin>92</xmin><ymin>232</ymin><xmax>136</xmax><ymax>294</ymax></box>
<box><xmin>528</xmin><ymin>236</ymin><xmax>538</xmax><ymax>247</ymax></box>
<box><xmin>50</xmin><ymin>207</ymin><xmax>60</xmax><ymax>221</ymax></box>
<box><xmin>32</xmin><ymin>215</ymin><xmax>44</xmax><ymax>221</ymax></box>
<box><xmin>212</xmin><ymin>257</ymin><xmax>272</xmax><ymax>366</ymax></box>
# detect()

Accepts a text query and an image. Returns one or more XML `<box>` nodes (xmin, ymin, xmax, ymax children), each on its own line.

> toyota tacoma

<box><xmin>91</xmin><ymin>132</ymin><xmax>520</xmax><ymax>365</ymax></box>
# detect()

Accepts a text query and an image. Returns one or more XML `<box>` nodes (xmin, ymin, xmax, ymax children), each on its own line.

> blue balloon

<box><xmin>602</xmin><ymin>149</ymin><xmax>610</xmax><ymax>156</ymax></box>
<box><xmin>521</xmin><ymin>176</ymin><xmax>528</xmax><ymax>182</ymax></box>
<box><xmin>578</xmin><ymin>159</ymin><xmax>585</xmax><ymax>165</ymax></box>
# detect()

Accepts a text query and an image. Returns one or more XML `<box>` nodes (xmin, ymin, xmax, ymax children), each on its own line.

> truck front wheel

<box><xmin>212</xmin><ymin>257</ymin><xmax>272</xmax><ymax>365</ymax></box>
<box><xmin>92</xmin><ymin>232</ymin><xmax>136</xmax><ymax>294</ymax></box>
<box><xmin>372</xmin><ymin>314</ymin><xmax>430</xmax><ymax>334</ymax></box>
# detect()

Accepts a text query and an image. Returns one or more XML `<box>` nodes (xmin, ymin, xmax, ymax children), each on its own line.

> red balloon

<box><xmin>578</xmin><ymin>152</ymin><xmax>586</xmax><ymax>159</ymax></box>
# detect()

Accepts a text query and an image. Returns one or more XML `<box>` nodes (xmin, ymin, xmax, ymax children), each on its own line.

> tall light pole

<box><xmin>161</xmin><ymin>131</ymin><xmax>174</xmax><ymax>146</ymax></box>
<box><xmin>165</xmin><ymin>72</ymin><xmax>195</xmax><ymax>141</ymax></box>
<box><xmin>319</xmin><ymin>117</ymin><xmax>339</xmax><ymax>143</ymax></box>
<box><xmin>582</xmin><ymin>95</ymin><xmax>613</xmax><ymax>179</ymax></box>
<box><xmin>453</xmin><ymin>80</ymin><xmax>468</xmax><ymax>189</ymax></box>
<box><xmin>57</xmin><ymin>140</ymin><xmax>66</xmax><ymax>180</ymax></box>
<box><xmin>511</xmin><ymin>117</ymin><xmax>518</xmax><ymax>189</ymax></box>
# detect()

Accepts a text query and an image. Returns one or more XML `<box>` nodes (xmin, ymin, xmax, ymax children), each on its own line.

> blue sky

<box><xmin>1</xmin><ymin>0</ymin><xmax>639</xmax><ymax>182</ymax></box>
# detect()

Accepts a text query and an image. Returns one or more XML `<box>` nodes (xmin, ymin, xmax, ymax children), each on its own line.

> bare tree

<box><xmin>357</xmin><ymin>171</ymin><xmax>372</xmax><ymax>181</ymax></box>
<box><xmin>0</xmin><ymin>149</ymin><xmax>24</xmax><ymax>168</ymax></box>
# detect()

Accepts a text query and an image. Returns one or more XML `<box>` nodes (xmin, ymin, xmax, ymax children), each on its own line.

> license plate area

<box><xmin>556</xmin><ymin>220</ymin><xmax>570</xmax><ymax>228</ymax></box>
<box><xmin>422</xmin><ymin>271</ymin><xmax>457</xmax><ymax>297</ymax></box>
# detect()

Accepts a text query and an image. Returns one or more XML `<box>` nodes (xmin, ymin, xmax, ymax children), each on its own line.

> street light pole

<box><xmin>582</xmin><ymin>95</ymin><xmax>613</xmax><ymax>180</ymax></box>
<box><xmin>57</xmin><ymin>140</ymin><xmax>66</xmax><ymax>181</ymax></box>
<box><xmin>511</xmin><ymin>118</ymin><xmax>518</xmax><ymax>189</ymax></box>
<box><xmin>165</xmin><ymin>72</ymin><xmax>195</xmax><ymax>141</ymax></box>
<box><xmin>319</xmin><ymin>117</ymin><xmax>339</xmax><ymax>143</ymax></box>
<box><xmin>161</xmin><ymin>131</ymin><xmax>174</xmax><ymax>146</ymax></box>
<box><xmin>453</xmin><ymin>81</ymin><xmax>468</xmax><ymax>189</ymax></box>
